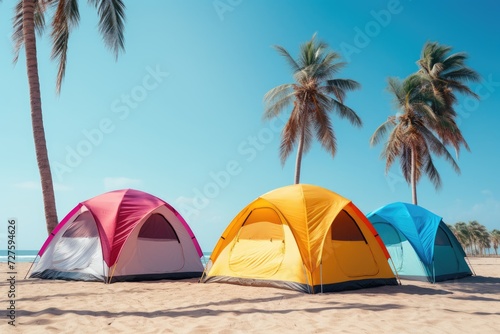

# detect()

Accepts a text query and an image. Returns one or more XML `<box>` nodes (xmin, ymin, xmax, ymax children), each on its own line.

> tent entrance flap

<box><xmin>373</xmin><ymin>222</ymin><xmax>404</xmax><ymax>272</ymax></box>
<box><xmin>115</xmin><ymin>213</ymin><xmax>186</xmax><ymax>275</ymax></box>
<box><xmin>434</xmin><ymin>225</ymin><xmax>460</xmax><ymax>276</ymax></box>
<box><xmin>29</xmin><ymin>209</ymin><xmax>106</xmax><ymax>282</ymax></box>
<box><xmin>229</xmin><ymin>207</ymin><xmax>285</xmax><ymax>277</ymax></box>
<box><xmin>53</xmin><ymin>211</ymin><xmax>103</xmax><ymax>273</ymax></box>
<box><xmin>331</xmin><ymin>210</ymin><xmax>378</xmax><ymax>277</ymax></box>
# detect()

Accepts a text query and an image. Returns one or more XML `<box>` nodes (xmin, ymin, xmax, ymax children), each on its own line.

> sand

<box><xmin>1</xmin><ymin>257</ymin><xmax>499</xmax><ymax>333</ymax></box>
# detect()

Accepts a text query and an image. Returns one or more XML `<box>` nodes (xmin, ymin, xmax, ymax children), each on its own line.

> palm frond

<box><xmin>430</xmin><ymin>62</ymin><xmax>444</xmax><ymax>77</ymax></box>
<box><xmin>423</xmin><ymin>154</ymin><xmax>442</xmax><ymax>189</ymax></box>
<box><xmin>279</xmin><ymin>114</ymin><xmax>299</xmax><ymax>165</ymax></box>
<box><xmin>314</xmin><ymin>56</ymin><xmax>345</xmax><ymax>80</ymax></box>
<box><xmin>12</xmin><ymin>0</ymin><xmax>24</xmax><ymax>64</ymax></box>
<box><xmin>441</xmin><ymin>52</ymin><xmax>467</xmax><ymax>70</ymax></box>
<box><xmin>301</xmin><ymin>114</ymin><xmax>314</xmax><ymax>154</ymax></box>
<box><xmin>443</xmin><ymin>67</ymin><xmax>481</xmax><ymax>83</ymax></box>
<box><xmin>330</xmin><ymin>98</ymin><xmax>362</xmax><ymax>127</ymax></box>
<box><xmin>399</xmin><ymin>146</ymin><xmax>413</xmax><ymax>183</ymax></box>
<box><xmin>419</xmin><ymin>125</ymin><xmax>461</xmax><ymax>174</ymax></box>
<box><xmin>445</xmin><ymin>79</ymin><xmax>480</xmax><ymax>99</ymax></box>
<box><xmin>51</xmin><ymin>0</ymin><xmax>80</xmax><ymax>93</ymax></box>
<box><xmin>263</xmin><ymin>84</ymin><xmax>295</xmax><ymax>119</ymax></box>
<box><xmin>326</xmin><ymin>78</ymin><xmax>361</xmax><ymax>92</ymax></box>
<box><xmin>383</xmin><ymin>126</ymin><xmax>403</xmax><ymax>173</ymax></box>
<box><xmin>370</xmin><ymin>117</ymin><xmax>395</xmax><ymax>146</ymax></box>
<box><xmin>88</xmin><ymin>0</ymin><xmax>126</xmax><ymax>58</ymax></box>
<box><xmin>273</xmin><ymin>45</ymin><xmax>300</xmax><ymax>73</ymax></box>
<box><xmin>324</xmin><ymin>78</ymin><xmax>361</xmax><ymax>102</ymax></box>
<box><xmin>311</xmin><ymin>96</ymin><xmax>336</xmax><ymax>157</ymax></box>
<box><xmin>387</xmin><ymin>77</ymin><xmax>406</xmax><ymax>107</ymax></box>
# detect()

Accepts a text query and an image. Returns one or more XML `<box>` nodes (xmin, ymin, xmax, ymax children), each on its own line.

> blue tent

<box><xmin>367</xmin><ymin>202</ymin><xmax>472</xmax><ymax>283</ymax></box>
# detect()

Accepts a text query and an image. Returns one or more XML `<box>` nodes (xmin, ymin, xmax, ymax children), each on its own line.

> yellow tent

<box><xmin>201</xmin><ymin>184</ymin><xmax>398</xmax><ymax>293</ymax></box>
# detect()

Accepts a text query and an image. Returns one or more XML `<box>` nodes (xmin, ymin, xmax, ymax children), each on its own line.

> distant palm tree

<box><xmin>452</xmin><ymin>221</ymin><xmax>473</xmax><ymax>254</ymax></box>
<box><xmin>264</xmin><ymin>34</ymin><xmax>361</xmax><ymax>184</ymax></box>
<box><xmin>453</xmin><ymin>221</ymin><xmax>494</xmax><ymax>256</ymax></box>
<box><xmin>468</xmin><ymin>220</ymin><xmax>491</xmax><ymax>256</ymax></box>
<box><xmin>13</xmin><ymin>0</ymin><xmax>125</xmax><ymax>234</ymax></box>
<box><xmin>370</xmin><ymin>75</ymin><xmax>459</xmax><ymax>205</ymax></box>
<box><xmin>416</xmin><ymin>42</ymin><xmax>481</xmax><ymax>154</ymax></box>
<box><xmin>491</xmin><ymin>229</ymin><xmax>500</xmax><ymax>256</ymax></box>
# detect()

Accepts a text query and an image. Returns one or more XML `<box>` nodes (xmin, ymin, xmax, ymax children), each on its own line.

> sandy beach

<box><xmin>1</xmin><ymin>257</ymin><xmax>499</xmax><ymax>333</ymax></box>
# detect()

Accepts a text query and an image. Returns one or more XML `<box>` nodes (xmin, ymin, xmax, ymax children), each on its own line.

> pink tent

<box><xmin>29</xmin><ymin>189</ymin><xmax>204</xmax><ymax>283</ymax></box>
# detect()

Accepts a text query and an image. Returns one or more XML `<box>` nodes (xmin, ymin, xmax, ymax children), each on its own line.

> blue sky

<box><xmin>1</xmin><ymin>0</ymin><xmax>499</xmax><ymax>251</ymax></box>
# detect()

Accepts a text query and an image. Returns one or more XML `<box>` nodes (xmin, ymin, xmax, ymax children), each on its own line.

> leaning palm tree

<box><xmin>263</xmin><ymin>35</ymin><xmax>361</xmax><ymax>184</ymax></box>
<box><xmin>416</xmin><ymin>42</ymin><xmax>481</xmax><ymax>154</ymax></box>
<box><xmin>13</xmin><ymin>0</ymin><xmax>125</xmax><ymax>234</ymax></box>
<box><xmin>370</xmin><ymin>75</ymin><xmax>460</xmax><ymax>205</ymax></box>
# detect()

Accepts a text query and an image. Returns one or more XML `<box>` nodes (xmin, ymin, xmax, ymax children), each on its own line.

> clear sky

<box><xmin>1</xmin><ymin>0</ymin><xmax>499</xmax><ymax>251</ymax></box>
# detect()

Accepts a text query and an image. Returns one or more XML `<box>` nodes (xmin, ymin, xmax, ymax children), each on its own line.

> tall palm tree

<box><xmin>13</xmin><ymin>0</ymin><xmax>125</xmax><ymax>234</ymax></box>
<box><xmin>264</xmin><ymin>34</ymin><xmax>361</xmax><ymax>184</ymax></box>
<box><xmin>416</xmin><ymin>42</ymin><xmax>481</xmax><ymax>154</ymax></box>
<box><xmin>370</xmin><ymin>75</ymin><xmax>460</xmax><ymax>205</ymax></box>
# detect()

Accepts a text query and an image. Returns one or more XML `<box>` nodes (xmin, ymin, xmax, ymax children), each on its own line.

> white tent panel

<box><xmin>31</xmin><ymin>207</ymin><xmax>106</xmax><ymax>281</ymax></box>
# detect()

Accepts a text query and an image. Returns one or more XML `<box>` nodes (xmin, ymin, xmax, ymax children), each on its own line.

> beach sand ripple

<box><xmin>1</xmin><ymin>257</ymin><xmax>499</xmax><ymax>333</ymax></box>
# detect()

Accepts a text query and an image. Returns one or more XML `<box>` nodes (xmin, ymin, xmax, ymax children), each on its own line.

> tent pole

<box><xmin>432</xmin><ymin>259</ymin><xmax>436</xmax><ymax>284</ymax></box>
<box><xmin>102</xmin><ymin>260</ymin><xmax>107</xmax><ymax>284</ymax></box>
<box><xmin>465</xmin><ymin>256</ymin><xmax>476</xmax><ymax>276</ymax></box>
<box><xmin>24</xmin><ymin>254</ymin><xmax>40</xmax><ymax>279</ymax></box>
<box><xmin>389</xmin><ymin>257</ymin><xmax>402</xmax><ymax>285</ymax></box>
<box><xmin>302</xmin><ymin>263</ymin><xmax>311</xmax><ymax>294</ymax></box>
<box><xmin>320</xmin><ymin>262</ymin><xmax>323</xmax><ymax>294</ymax></box>
<box><xmin>200</xmin><ymin>259</ymin><xmax>210</xmax><ymax>283</ymax></box>
<box><xmin>108</xmin><ymin>264</ymin><xmax>117</xmax><ymax>284</ymax></box>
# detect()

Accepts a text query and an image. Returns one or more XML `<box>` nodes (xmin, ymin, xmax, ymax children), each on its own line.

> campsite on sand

<box><xmin>2</xmin><ymin>257</ymin><xmax>499</xmax><ymax>334</ymax></box>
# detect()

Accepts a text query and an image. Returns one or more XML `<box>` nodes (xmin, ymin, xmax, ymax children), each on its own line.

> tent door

<box><xmin>331</xmin><ymin>210</ymin><xmax>379</xmax><ymax>277</ymax></box>
<box><xmin>433</xmin><ymin>225</ymin><xmax>460</xmax><ymax>276</ymax></box>
<box><xmin>115</xmin><ymin>213</ymin><xmax>185</xmax><ymax>275</ymax></box>
<box><xmin>373</xmin><ymin>222</ymin><xmax>404</xmax><ymax>272</ymax></box>
<box><xmin>228</xmin><ymin>207</ymin><xmax>285</xmax><ymax>278</ymax></box>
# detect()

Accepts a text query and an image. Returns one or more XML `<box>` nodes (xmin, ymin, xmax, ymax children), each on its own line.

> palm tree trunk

<box><xmin>23</xmin><ymin>0</ymin><xmax>59</xmax><ymax>234</ymax></box>
<box><xmin>410</xmin><ymin>147</ymin><xmax>418</xmax><ymax>205</ymax></box>
<box><xmin>294</xmin><ymin>124</ymin><xmax>305</xmax><ymax>184</ymax></box>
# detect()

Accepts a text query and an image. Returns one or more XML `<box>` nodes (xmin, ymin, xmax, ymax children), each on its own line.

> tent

<box><xmin>29</xmin><ymin>189</ymin><xmax>204</xmax><ymax>283</ymax></box>
<box><xmin>366</xmin><ymin>202</ymin><xmax>472</xmax><ymax>283</ymax></box>
<box><xmin>201</xmin><ymin>184</ymin><xmax>397</xmax><ymax>293</ymax></box>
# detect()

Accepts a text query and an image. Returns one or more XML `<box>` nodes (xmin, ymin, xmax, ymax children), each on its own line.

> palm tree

<box><xmin>491</xmin><ymin>229</ymin><xmax>500</xmax><ymax>256</ymax></box>
<box><xmin>468</xmin><ymin>220</ymin><xmax>490</xmax><ymax>256</ymax></box>
<box><xmin>264</xmin><ymin>34</ymin><xmax>361</xmax><ymax>184</ymax></box>
<box><xmin>453</xmin><ymin>221</ymin><xmax>473</xmax><ymax>254</ymax></box>
<box><xmin>13</xmin><ymin>0</ymin><xmax>125</xmax><ymax>234</ymax></box>
<box><xmin>416</xmin><ymin>42</ymin><xmax>481</xmax><ymax>154</ymax></box>
<box><xmin>370</xmin><ymin>75</ymin><xmax>460</xmax><ymax>205</ymax></box>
